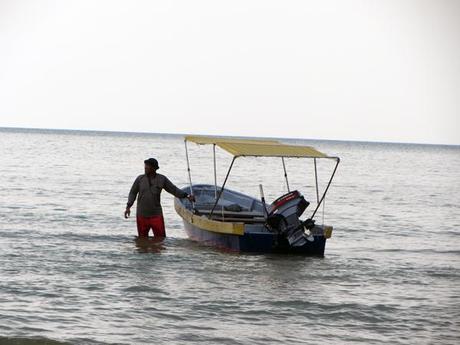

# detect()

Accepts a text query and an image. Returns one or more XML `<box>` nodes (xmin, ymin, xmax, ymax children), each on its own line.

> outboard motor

<box><xmin>266</xmin><ymin>191</ymin><xmax>315</xmax><ymax>247</ymax></box>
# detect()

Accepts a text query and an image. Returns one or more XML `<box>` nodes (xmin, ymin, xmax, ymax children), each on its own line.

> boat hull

<box><xmin>175</xmin><ymin>185</ymin><xmax>331</xmax><ymax>255</ymax></box>
<box><xmin>181</xmin><ymin>217</ymin><xmax>327</xmax><ymax>255</ymax></box>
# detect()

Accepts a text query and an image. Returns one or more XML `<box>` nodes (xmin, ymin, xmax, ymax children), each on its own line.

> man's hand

<box><xmin>187</xmin><ymin>194</ymin><xmax>196</xmax><ymax>202</ymax></box>
<box><xmin>124</xmin><ymin>207</ymin><xmax>131</xmax><ymax>219</ymax></box>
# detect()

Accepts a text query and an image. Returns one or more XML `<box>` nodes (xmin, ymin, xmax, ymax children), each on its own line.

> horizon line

<box><xmin>0</xmin><ymin>125</ymin><xmax>458</xmax><ymax>148</ymax></box>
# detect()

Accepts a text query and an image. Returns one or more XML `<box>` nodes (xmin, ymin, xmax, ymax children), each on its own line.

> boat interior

<box><xmin>181</xmin><ymin>184</ymin><xmax>268</xmax><ymax>224</ymax></box>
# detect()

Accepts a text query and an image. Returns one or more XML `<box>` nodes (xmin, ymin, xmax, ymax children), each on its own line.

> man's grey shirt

<box><xmin>127</xmin><ymin>173</ymin><xmax>187</xmax><ymax>216</ymax></box>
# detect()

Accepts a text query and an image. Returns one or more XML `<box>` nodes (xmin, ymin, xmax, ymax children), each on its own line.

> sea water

<box><xmin>0</xmin><ymin>128</ymin><xmax>459</xmax><ymax>344</ymax></box>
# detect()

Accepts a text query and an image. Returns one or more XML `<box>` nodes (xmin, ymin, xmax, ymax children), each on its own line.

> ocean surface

<box><xmin>0</xmin><ymin>127</ymin><xmax>459</xmax><ymax>345</ymax></box>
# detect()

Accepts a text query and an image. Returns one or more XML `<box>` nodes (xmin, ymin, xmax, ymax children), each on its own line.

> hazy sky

<box><xmin>1</xmin><ymin>0</ymin><xmax>459</xmax><ymax>144</ymax></box>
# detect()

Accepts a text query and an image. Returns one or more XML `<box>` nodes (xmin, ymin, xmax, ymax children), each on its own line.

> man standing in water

<box><xmin>125</xmin><ymin>158</ymin><xmax>194</xmax><ymax>238</ymax></box>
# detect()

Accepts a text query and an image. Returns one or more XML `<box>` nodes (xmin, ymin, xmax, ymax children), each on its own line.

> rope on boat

<box><xmin>184</xmin><ymin>140</ymin><xmax>195</xmax><ymax>212</ymax></box>
<box><xmin>210</xmin><ymin>156</ymin><xmax>237</xmax><ymax>218</ymax></box>
<box><xmin>281</xmin><ymin>157</ymin><xmax>290</xmax><ymax>192</ymax></box>
<box><xmin>310</xmin><ymin>157</ymin><xmax>340</xmax><ymax>220</ymax></box>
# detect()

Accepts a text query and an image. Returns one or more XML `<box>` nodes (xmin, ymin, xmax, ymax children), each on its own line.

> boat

<box><xmin>174</xmin><ymin>135</ymin><xmax>340</xmax><ymax>255</ymax></box>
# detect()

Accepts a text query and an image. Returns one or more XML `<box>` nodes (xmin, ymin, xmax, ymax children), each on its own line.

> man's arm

<box><xmin>125</xmin><ymin>176</ymin><xmax>140</xmax><ymax>218</ymax></box>
<box><xmin>163</xmin><ymin>177</ymin><xmax>194</xmax><ymax>201</ymax></box>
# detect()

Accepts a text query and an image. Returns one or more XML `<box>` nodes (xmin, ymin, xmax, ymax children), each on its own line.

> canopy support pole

<box><xmin>314</xmin><ymin>158</ymin><xmax>320</xmax><ymax>203</ymax></box>
<box><xmin>210</xmin><ymin>157</ymin><xmax>236</xmax><ymax>218</ymax></box>
<box><xmin>281</xmin><ymin>157</ymin><xmax>290</xmax><ymax>192</ymax></box>
<box><xmin>310</xmin><ymin>158</ymin><xmax>340</xmax><ymax>220</ymax></box>
<box><xmin>213</xmin><ymin>144</ymin><xmax>217</xmax><ymax>199</ymax></box>
<box><xmin>184</xmin><ymin>140</ymin><xmax>195</xmax><ymax>211</ymax></box>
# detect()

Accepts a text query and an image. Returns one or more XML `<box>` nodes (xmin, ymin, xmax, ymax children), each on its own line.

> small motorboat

<box><xmin>175</xmin><ymin>135</ymin><xmax>340</xmax><ymax>255</ymax></box>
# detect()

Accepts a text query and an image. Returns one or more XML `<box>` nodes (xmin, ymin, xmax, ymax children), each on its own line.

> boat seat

<box><xmin>223</xmin><ymin>203</ymin><xmax>244</xmax><ymax>212</ymax></box>
<box><xmin>197</xmin><ymin>209</ymin><xmax>265</xmax><ymax>219</ymax></box>
<box><xmin>209</xmin><ymin>215</ymin><xmax>267</xmax><ymax>224</ymax></box>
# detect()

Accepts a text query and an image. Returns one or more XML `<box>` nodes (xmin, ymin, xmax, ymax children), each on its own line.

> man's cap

<box><xmin>144</xmin><ymin>158</ymin><xmax>159</xmax><ymax>169</ymax></box>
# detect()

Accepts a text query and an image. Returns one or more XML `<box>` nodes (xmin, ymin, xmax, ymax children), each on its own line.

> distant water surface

<box><xmin>0</xmin><ymin>128</ymin><xmax>459</xmax><ymax>345</ymax></box>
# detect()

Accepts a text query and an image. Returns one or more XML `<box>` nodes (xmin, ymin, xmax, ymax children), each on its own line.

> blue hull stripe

<box><xmin>183</xmin><ymin>221</ymin><xmax>326</xmax><ymax>255</ymax></box>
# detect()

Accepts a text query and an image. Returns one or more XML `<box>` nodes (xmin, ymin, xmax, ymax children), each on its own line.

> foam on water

<box><xmin>0</xmin><ymin>128</ymin><xmax>459</xmax><ymax>344</ymax></box>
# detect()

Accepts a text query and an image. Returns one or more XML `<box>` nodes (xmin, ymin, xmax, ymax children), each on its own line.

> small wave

<box><xmin>124</xmin><ymin>285</ymin><xmax>168</xmax><ymax>294</ymax></box>
<box><xmin>0</xmin><ymin>336</ymin><xmax>70</xmax><ymax>345</ymax></box>
<box><xmin>375</xmin><ymin>248</ymin><xmax>460</xmax><ymax>255</ymax></box>
<box><xmin>173</xmin><ymin>332</ymin><xmax>245</xmax><ymax>345</ymax></box>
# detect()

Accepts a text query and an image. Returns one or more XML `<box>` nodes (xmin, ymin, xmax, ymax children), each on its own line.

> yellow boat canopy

<box><xmin>217</xmin><ymin>142</ymin><xmax>327</xmax><ymax>158</ymax></box>
<box><xmin>185</xmin><ymin>135</ymin><xmax>328</xmax><ymax>158</ymax></box>
<box><xmin>185</xmin><ymin>135</ymin><xmax>279</xmax><ymax>145</ymax></box>
<box><xmin>183</xmin><ymin>135</ymin><xmax>339</xmax><ymax>220</ymax></box>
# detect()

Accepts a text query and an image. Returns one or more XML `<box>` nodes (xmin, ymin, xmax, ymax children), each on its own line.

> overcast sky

<box><xmin>1</xmin><ymin>0</ymin><xmax>459</xmax><ymax>144</ymax></box>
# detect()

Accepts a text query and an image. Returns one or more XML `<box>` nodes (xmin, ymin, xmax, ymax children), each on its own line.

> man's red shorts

<box><xmin>136</xmin><ymin>215</ymin><xmax>166</xmax><ymax>238</ymax></box>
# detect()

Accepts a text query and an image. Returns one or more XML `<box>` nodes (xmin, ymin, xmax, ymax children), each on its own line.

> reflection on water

<box><xmin>134</xmin><ymin>237</ymin><xmax>166</xmax><ymax>253</ymax></box>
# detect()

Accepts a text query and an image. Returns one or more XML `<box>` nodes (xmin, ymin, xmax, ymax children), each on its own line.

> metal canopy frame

<box><xmin>184</xmin><ymin>137</ymin><xmax>340</xmax><ymax>221</ymax></box>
